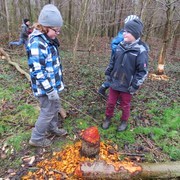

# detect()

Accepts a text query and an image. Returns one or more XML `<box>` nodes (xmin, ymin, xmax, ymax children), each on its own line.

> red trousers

<box><xmin>105</xmin><ymin>88</ymin><xmax>132</xmax><ymax>121</ymax></box>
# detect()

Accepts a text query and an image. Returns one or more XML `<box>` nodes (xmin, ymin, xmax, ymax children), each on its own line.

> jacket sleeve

<box><xmin>131</xmin><ymin>51</ymin><xmax>148</xmax><ymax>89</ymax></box>
<box><xmin>105</xmin><ymin>54</ymin><xmax>115</xmax><ymax>76</ymax></box>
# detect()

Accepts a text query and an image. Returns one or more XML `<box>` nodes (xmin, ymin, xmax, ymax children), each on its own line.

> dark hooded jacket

<box><xmin>105</xmin><ymin>39</ymin><xmax>148</xmax><ymax>93</ymax></box>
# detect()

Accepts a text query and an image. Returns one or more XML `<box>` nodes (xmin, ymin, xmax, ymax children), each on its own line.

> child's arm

<box><xmin>105</xmin><ymin>53</ymin><xmax>115</xmax><ymax>77</ymax></box>
<box><xmin>130</xmin><ymin>51</ymin><xmax>148</xmax><ymax>90</ymax></box>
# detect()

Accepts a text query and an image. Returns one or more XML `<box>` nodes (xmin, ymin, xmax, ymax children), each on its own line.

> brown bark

<box><xmin>4</xmin><ymin>0</ymin><xmax>11</xmax><ymax>41</ymax></box>
<box><xmin>157</xmin><ymin>0</ymin><xmax>175</xmax><ymax>75</ymax></box>
<box><xmin>73</xmin><ymin>0</ymin><xmax>89</xmax><ymax>63</ymax></box>
<box><xmin>139</xmin><ymin>161</ymin><xmax>180</xmax><ymax>179</ymax></box>
<box><xmin>80</xmin><ymin>139</ymin><xmax>100</xmax><ymax>158</ymax></box>
<box><xmin>80</xmin><ymin>126</ymin><xmax>100</xmax><ymax>158</ymax></box>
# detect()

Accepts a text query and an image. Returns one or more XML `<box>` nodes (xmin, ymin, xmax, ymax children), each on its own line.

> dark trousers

<box><xmin>105</xmin><ymin>88</ymin><xmax>132</xmax><ymax>121</ymax></box>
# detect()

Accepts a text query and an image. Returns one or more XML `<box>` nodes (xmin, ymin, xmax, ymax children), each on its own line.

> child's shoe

<box><xmin>29</xmin><ymin>138</ymin><xmax>52</xmax><ymax>147</ymax></box>
<box><xmin>117</xmin><ymin>120</ymin><xmax>128</xmax><ymax>132</ymax></box>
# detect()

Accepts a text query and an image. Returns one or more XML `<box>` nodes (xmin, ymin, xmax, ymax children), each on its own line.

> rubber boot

<box><xmin>102</xmin><ymin>117</ymin><xmax>111</xmax><ymax>129</ymax></box>
<box><xmin>117</xmin><ymin>120</ymin><xmax>128</xmax><ymax>132</ymax></box>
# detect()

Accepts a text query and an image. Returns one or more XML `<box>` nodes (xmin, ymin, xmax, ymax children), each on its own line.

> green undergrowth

<box><xmin>0</xmin><ymin>51</ymin><xmax>180</xmax><ymax>176</ymax></box>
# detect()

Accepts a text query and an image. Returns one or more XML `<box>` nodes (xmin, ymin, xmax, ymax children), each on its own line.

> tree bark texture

<box><xmin>76</xmin><ymin>160</ymin><xmax>180</xmax><ymax>179</ymax></box>
<box><xmin>157</xmin><ymin>0</ymin><xmax>176</xmax><ymax>75</ymax></box>
<box><xmin>80</xmin><ymin>139</ymin><xmax>100</xmax><ymax>158</ymax></box>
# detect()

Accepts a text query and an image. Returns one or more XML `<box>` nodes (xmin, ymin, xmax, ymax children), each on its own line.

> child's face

<box><xmin>47</xmin><ymin>27</ymin><xmax>61</xmax><ymax>39</ymax></box>
<box><xmin>26</xmin><ymin>21</ymin><xmax>30</xmax><ymax>26</ymax></box>
<box><xmin>123</xmin><ymin>30</ymin><xmax>136</xmax><ymax>43</ymax></box>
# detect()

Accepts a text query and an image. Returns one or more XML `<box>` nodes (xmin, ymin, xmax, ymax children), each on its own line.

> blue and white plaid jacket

<box><xmin>27</xmin><ymin>29</ymin><xmax>64</xmax><ymax>97</ymax></box>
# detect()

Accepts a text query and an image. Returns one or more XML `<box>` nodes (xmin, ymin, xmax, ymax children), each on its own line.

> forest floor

<box><xmin>0</xmin><ymin>36</ymin><xmax>180</xmax><ymax>179</ymax></box>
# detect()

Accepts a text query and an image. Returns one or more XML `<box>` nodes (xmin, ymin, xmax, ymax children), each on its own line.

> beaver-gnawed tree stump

<box><xmin>80</xmin><ymin>126</ymin><xmax>100</xmax><ymax>158</ymax></box>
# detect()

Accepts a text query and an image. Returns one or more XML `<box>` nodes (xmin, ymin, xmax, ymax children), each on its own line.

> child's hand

<box><xmin>128</xmin><ymin>86</ymin><xmax>137</xmax><ymax>95</ymax></box>
<box><xmin>105</xmin><ymin>75</ymin><xmax>111</xmax><ymax>82</ymax></box>
<box><xmin>46</xmin><ymin>90</ymin><xmax>60</xmax><ymax>101</ymax></box>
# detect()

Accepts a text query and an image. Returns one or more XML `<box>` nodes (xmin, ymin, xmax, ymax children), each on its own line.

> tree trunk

<box><xmin>4</xmin><ymin>0</ymin><xmax>11</xmax><ymax>41</ymax></box>
<box><xmin>139</xmin><ymin>161</ymin><xmax>180</xmax><ymax>179</ymax></box>
<box><xmin>170</xmin><ymin>22</ymin><xmax>180</xmax><ymax>55</ymax></box>
<box><xmin>157</xmin><ymin>0</ymin><xmax>175</xmax><ymax>75</ymax></box>
<box><xmin>80</xmin><ymin>139</ymin><xmax>100</xmax><ymax>158</ymax></box>
<box><xmin>68</xmin><ymin>0</ymin><xmax>72</xmax><ymax>42</ymax></box>
<box><xmin>76</xmin><ymin>160</ymin><xmax>180</xmax><ymax>179</ymax></box>
<box><xmin>80</xmin><ymin>126</ymin><xmax>100</xmax><ymax>158</ymax></box>
<box><xmin>73</xmin><ymin>0</ymin><xmax>89</xmax><ymax>63</ymax></box>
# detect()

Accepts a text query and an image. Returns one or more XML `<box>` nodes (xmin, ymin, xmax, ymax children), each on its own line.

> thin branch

<box><xmin>60</xmin><ymin>98</ymin><xmax>99</xmax><ymax>123</ymax></box>
<box><xmin>0</xmin><ymin>48</ymin><xmax>30</xmax><ymax>81</ymax></box>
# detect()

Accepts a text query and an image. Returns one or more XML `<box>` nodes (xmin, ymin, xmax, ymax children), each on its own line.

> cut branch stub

<box><xmin>80</xmin><ymin>126</ymin><xmax>100</xmax><ymax>158</ymax></box>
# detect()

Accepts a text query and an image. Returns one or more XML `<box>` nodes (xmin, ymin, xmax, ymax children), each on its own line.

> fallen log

<box><xmin>139</xmin><ymin>161</ymin><xmax>180</xmax><ymax>179</ymax></box>
<box><xmin>76</xmin><ymin>160</ymin><xmax>180</xmax><ymax>179</ymax></box>
<box><xmin>0</xmin><ymin>47</ymin><xmax>30</xmax><ymax>81</ymax></box>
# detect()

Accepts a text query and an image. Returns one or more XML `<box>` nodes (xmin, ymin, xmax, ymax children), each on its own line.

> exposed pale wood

<box><xmin>77</xmin><ymin>160</ymin><xmax>180</xmax><ymax>179</ymax></box>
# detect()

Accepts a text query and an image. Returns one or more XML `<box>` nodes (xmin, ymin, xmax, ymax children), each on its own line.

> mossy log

<box><xmin>139</xmin><ymin>161</ymin><xmax>180</xmax><ymax>179</ymax></box>
<box><xmin>76</xmin><ymin>160</ymin><xmax>180</xmax><ymax>179</ymax></box>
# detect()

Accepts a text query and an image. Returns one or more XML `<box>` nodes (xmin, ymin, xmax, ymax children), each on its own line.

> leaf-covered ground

<box><xmin>0</xmin><ymin>37</ymin><xmax>180</xmax><ymax>179</ymax></box>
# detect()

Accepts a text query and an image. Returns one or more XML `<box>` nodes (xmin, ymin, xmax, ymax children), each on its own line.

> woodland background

<box><xmin>1</xmin><ymin>0</ymin><xmax>180</xmax><ymax>56</ymax></box>
<box><xmin>0</xmin><ymin>0</ymin><xmax>180</xmax><ymax>179</ymax></box>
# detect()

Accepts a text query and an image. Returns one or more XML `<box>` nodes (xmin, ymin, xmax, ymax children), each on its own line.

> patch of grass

<box><xmin>162</xmin><ymin>144</ymin><xmax>180</xmax><ymax>160</ymax></box>
<box><xmin>0</xmin><ymin>87</ymin><xmax>15</xmax><ymax>100</ymax></box>
<box><xmin>16</xmin><ymin>104</ymin><xmax>38</xmax><ymax>125</ymax></box>
<box><xmin>162</xmin><ymin>104</ymin><xmax>180</xmax><ymax>129</ymax></box>
<box><xmin>0</xmin><ymin>51</ymin><xmax>180</xmax><ymax>178</ymax></box>
<box><xmin>75</xmin><ymin>118</ymin><xmax>89</xmax><ymax>129</ymax></box>
<box><xmin>0</xmin><ymin>124</ymin><xmax>11</xmax><ymax>137</ymax></box>
<box><xmin>6</xmin><ymin>132</ymin><xmax>31</xmax><ymax>151</ymax></box>
<box><xmin>53</xmin><ymin>139</ymin><xmax>73</xmax><ymax>150</ymax></box>
<box><xmin>133</xmin><ymin>104</ymin><xmax>180</xmax><ymax>160</ymax></box>
<box><xmin>72</xmin><ymin>89</ymin><xmax>86</xmax><ymax>98</ymax></box>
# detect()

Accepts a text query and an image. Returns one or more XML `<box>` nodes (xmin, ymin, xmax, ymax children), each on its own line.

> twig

<box><xmin>119</xmin><ymin>152</ymin><xmax>145</xmax><ymax>157</ymax></box>
<box><xmin>52</xmin><ymin>169</ymin><xmax>68</xmax><ymax>179</ymax></box>
<box><xmin>139</xmin><ymin>134</ymin><xmax>154</xmax><ymax>149</ymax></box>
<box><xmin>61</xmin><ymin>98</ymin><xmax>99</xmax><ymax>123</ymax></box>
<box><xmin>0</xmin><ymin>47</ymin><xmax>30</xmax><ymax>81</ymax></box>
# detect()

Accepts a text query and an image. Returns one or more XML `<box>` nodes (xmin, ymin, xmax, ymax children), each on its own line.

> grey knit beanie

<box><xmin>38</xmin><ymin>4</ymin><xmax>63</xmax><ymax>27</ymax></box>
<box><xmin>124</xmin><ymin>19</ymin><xmax>143</xmax><ymax>39</ymax></box>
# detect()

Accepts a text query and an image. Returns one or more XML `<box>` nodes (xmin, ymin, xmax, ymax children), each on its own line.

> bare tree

<box><xmin>157</xmin><ymin>0</ymin><xmax>176</xmax><ymax>75</ymax></box>
<box><xmin>170</xmin><ymin>22</ymin><xmax>180</xmax><ymax>55</ymax></box>
<box><xmin>73</xmin><ymin>0</ymin><xmax>89</xmax><ymax>63</ymax></box>
<box><xmin>4</xmin><ymin>0</ymin><xmax>11</xmax><ymax>41</ymax></box>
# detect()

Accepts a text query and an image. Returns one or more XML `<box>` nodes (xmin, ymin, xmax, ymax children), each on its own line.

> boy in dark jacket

<box><xmin>9</xmin><ymin>19</ymin><xmax>30</xmax><ymax>49</ymax></box>
<box><xmin>102</xmin><ymin>19</ymin><xmax>148</xmax><ymax>132</ymax></box>
<box><xmin>98</xmin><ymin>15</ymin><xmax>149</xmax><ymax>98</ymax></box>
